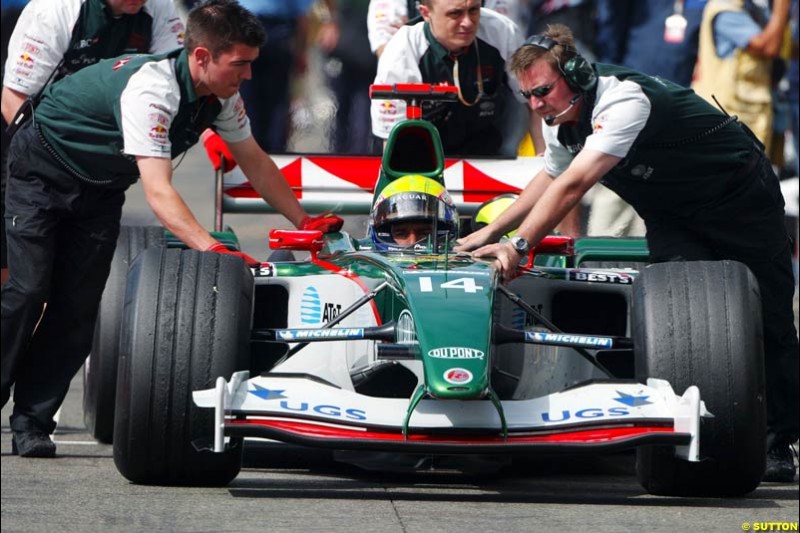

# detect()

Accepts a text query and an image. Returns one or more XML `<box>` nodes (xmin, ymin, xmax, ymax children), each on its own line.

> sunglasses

<box><xmin>519</xmin><ymin>77</ymin><xmax>560</xmax><ymax>99</ymax></box>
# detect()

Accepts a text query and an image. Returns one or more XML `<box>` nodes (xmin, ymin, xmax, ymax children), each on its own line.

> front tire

<box><xmin>83</xmin><ymin>226</ymin><xmax>164</xmax><ymax>443</ymax></box>
<box><xmin>113</xmin><ymin>248</ymin><xmax>253</xmax><ymax>485</ymax></box>
<box><xmin>633</xmin><ymin>260</ymin><xmax>765</xmax><ymax>497</ymax></box>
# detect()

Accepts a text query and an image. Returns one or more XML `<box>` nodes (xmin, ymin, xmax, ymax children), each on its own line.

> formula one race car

<box><xmin>96</xmin><ymin>85</ymin><xmax>765</xmax><ymax>497</ymax></box>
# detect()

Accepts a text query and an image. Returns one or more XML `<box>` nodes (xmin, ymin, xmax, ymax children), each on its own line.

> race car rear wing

<box><xmin>214</xmin><ymin>154</ymin><xmax>544</xmax><ymax>231</ymax></box>
<box><xmin>213</xmin><ymin>82</ymin><xmax>544</xmax><ymax>231</ymax></box>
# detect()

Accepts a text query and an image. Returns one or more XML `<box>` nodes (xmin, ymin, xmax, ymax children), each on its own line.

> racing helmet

<box><xmin>369</xmin><ymin>175</ymin><xmax>459</xmax><ymax>252</ymax></box>
<box><xmin>471</xmin><ymin>193</ymin><xmax>519</xmax><ymax>237</ymax></box>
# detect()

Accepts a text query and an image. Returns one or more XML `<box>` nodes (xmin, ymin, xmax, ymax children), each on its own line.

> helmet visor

<box><xmin>373</xmin><ymin>193</ymin><xmax>445</xmax><ymax>228</ymax></box>
<box><xmin>372</xmin><ymin>193</ymin><xmax>458</xmax><ymax>250</ymax></box>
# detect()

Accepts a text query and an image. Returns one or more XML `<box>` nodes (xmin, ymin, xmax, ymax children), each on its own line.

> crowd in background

<box><xmin>162</xmin><ymin>1</ymin><xmax>799</xmax><ymax>178</ymax></box>
<box><xmin>3</xmin><ymin>0</ymin><xmax>797</xmax><ymax>171</ymax></box>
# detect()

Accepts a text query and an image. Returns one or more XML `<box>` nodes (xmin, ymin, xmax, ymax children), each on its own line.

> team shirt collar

<box><xmin>173</xmin><ymin>48</ymin><xmax>201</xmax><ymax>105</ymax></box>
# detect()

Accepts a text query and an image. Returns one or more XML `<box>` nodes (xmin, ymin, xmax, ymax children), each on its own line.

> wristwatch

<box><xmin>509</xmin><ymin>236</ymin><xmax>529</xmax><ymax>255</ymax></box>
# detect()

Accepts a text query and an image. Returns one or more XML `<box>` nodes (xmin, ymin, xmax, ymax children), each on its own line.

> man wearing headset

<box><xmin>1</xmin><ymin>0</ymin><xmax>342</xmax><ymax>458</ymax></box>
<box><xmin>455</xmin><ymin>23</ymin><xmax>798</xmax><ymax>483</ymax></box>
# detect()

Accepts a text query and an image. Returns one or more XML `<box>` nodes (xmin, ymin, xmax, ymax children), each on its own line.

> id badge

<box><xmin>664</xmin><ymin>14</ymin><xmax>687</xmax><ymax>43</ymax></box>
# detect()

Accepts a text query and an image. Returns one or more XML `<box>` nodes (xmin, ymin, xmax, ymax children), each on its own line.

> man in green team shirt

<box><xmin>1</xmin><ymin>0</ymin><xmax>186</xmax><ymax>286</ymax></box>
<box><xmin>456</xmin><ymin>23</ymin><xmax>798</xmax><ymax>484</ymax></box>
<box><xmin>0</xmin><ymin>0</ymin><xmax>341</xmax><ymax>458</ymax></box>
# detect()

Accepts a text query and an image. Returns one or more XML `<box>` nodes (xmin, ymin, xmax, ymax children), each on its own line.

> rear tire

<box><xmin>113</xmin><ymin>248</ymin><xmax>253</xmax><ymax>485</ymax></box>
<box><xmin>633</xmin><ymin>260</ymin><xmax>765</xmax><ymax>497</ymax></box>
<box><xmin>83</xmin><ymin>226</ymin><xmax>164</xmax><ymax>443</ymax></box>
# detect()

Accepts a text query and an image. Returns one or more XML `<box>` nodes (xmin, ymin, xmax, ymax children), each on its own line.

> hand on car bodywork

<box><xmin>299</xmin><ymin>211</ymin><xmax>344</xmax><ymax>233</ymax></box>
<box><xmin>201</xmin><ymin>129</ymin><xmax>237</xmax><ymax>172</ymax></box>
<box><xmin>471</xmin><ymin>241</ymin><xmax>522</xmax><ymax>282</ymax></box>
<box><xmin>206</xmin><ymin>242</ymin><xmax>259</xmax><ymax>267</ymax></box>
<box><xmin>453</xmin><ymin>225</ymin><xmax>500</xmax><ymax>253</ymax></box>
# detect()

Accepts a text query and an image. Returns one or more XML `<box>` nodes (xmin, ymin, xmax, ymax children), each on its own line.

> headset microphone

<box><xmin>544</xmin><ymin>93</ymin><xmax>582</xmax><ymax>126</ymax></box>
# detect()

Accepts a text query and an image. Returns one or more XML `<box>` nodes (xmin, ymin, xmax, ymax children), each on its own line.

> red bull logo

<box><xmin>149</xmin><ymin>124</ymin><xmax>168</xmax><ymax>142</ymax></box>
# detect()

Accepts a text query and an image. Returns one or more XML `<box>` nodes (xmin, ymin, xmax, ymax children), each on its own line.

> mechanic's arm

<box><xmin>368</xmin><ymin>0</ymin><xmax>407</xmax><ymax>58</ymax></box>
<box><xmin>227</xmin><ymin>136</ymin><xmax>307</xmax><ymax>228</ymax></box>
<box><xmin>1</xmin><ymin>86</ymin><xmax>28</xmax><ymax>124</ymax></box>
<box><xmin>137</xmin><ymin>156</ymin><xmax>219</xmax><ymax>250</ymax></box>
<box><xmin>472</xmin><ymin>149</ymin><xmax>622</xmax><ymax>279</ymax></box>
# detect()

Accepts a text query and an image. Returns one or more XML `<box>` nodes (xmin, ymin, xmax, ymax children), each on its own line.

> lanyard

<box><xmin>451</xmin><ymin>41</ymin><xmax>485</xmax><ymax>107</ymax></box>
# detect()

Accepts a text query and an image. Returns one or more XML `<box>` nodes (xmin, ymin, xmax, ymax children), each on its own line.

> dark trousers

<box><xmin>1</xmin><ymin>119</ymin><xmax>8</xmax><ymax>270</ymax></box>
<box><xmin>1</xmin><ymin>121</ymin><xmax>124</xmax><ymax>434</ymax></box>
<box><xmin>644</xmin><ymin>150</ymin><xmax>799</xmax><ymax>443</ymax></box>
<box><xmin>1</xmin><ymin>6</ymin><xmax>25</xmax><ymax>270</ymax></box>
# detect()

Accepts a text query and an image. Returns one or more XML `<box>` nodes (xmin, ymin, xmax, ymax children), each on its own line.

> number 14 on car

<box><xmin>418</xmin><ymin>276</ymin><xmax>484</xmax><ymax>293</ymax></box>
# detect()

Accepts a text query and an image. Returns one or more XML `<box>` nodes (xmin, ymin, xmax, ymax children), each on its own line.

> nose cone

<box><xmin>397</xmin><ymin>260</ymin><xmax>497</xmax><ymax>400</ymax></box>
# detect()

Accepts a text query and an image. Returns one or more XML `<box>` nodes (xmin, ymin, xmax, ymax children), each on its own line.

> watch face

<box><xmin>512</xmin><ymin>237</ymin><xmax>527</xmax><ymax>253</ymax></box>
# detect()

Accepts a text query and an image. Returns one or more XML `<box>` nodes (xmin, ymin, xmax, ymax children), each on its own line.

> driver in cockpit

<box><xmin>369</xmin><ymin>174</ymin><xmax>459</xmax><ymax>251</ymax></box>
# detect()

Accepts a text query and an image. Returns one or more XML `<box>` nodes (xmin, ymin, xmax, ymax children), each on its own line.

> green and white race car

<box><xmin>86</xmin><ymin>85</ymin><xmax>766</xmax><ymax>497</ymax></box>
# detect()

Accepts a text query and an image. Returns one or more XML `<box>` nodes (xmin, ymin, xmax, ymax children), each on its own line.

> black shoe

<box><xmin>11</xmin><ymin>428</ymin><xmax>56</xmax><ymax>458</ymax></box>
<box><xmin>763</xmin><ymin>441</ymin><xmax>797</xmax><ymax>482</ymax></box>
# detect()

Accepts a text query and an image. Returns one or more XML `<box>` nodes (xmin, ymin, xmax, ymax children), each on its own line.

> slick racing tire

<box><xmin>83</xmin><ymin>225</ymin><xmax>165</xmax><ymax>444</ymax></box>
<box><xmin>633</xmin><ymin>260</ymin><xmax>765</xmax><ymax>497</ymax></box>
<box><xmin>113</xmin><ymin>248</ymin><xmax>253</xmax><ymax>486</ymax></box>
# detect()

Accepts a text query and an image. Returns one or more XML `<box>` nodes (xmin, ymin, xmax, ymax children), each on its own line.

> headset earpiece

<box><xmin>522</xmin><ymin>33</ymin><xmax>597</xmax><ymax>93</ymax></box>
<box><xmin>562</xmin><ymin>54</ymin><xmax>596</xmax><ymax>93</ymax></box>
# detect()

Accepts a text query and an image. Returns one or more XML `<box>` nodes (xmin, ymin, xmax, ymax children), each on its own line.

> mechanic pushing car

<box><xmin>369</xmin><ymin>174</ymin><xmax>460</xmax><ymax>250</ymax></box>
<box><xmin>0</xmin><ymin>0</ymin><xmax>188</xmax><ymax>287</ymax></box>
<box><xmin>455</xmin><ymin>23</ymin><xmax>799</xmax><ymax>483</ymax></box>
<box><xmin>370</xmin><ymin>0</ymin><xmax>540</xmax><ymax>158</ymax></box>
<box><xmin>0</xmin><ymin>0</ymin><xmax>343</xmax><ymax>458</ymax></box>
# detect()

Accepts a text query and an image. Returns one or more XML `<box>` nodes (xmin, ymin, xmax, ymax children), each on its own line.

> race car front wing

<box><xmin>193</xmin><ymin>373</ymin><xmax>706</xmax><ymax>460</ymax></box>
